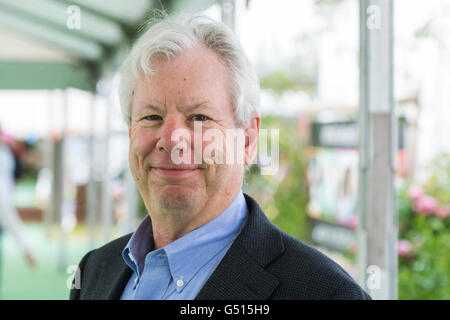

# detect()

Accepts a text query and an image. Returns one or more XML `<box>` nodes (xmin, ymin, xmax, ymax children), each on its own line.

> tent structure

<box><xmin>0</xmin><ymin>0</ymin><xmax>218</xmax><ymax>91</ymax></box>
<box><xmin>0</xmin><ymin>0</ymin><xmax>397</xmax><ymax>299</ymax></box>
<box><xmin>0</xmin><ymin>0</ymin><xmax>221</xmax><ymax>272</ymax></box>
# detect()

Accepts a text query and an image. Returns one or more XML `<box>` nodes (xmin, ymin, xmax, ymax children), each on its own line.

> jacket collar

<box><xmin>194</xmin><ymin>194</ymin><xmax>284</xmax><ymax>300</ymax></box>
<box><xmin>92</xmin><ymin>236</ymin><xmax>133</xmax><ymax>300</ymax></box>
<box><xmin>96</xmin><ymin>193</ymin><xmax>284</xmax><ymax>300</ymax></box>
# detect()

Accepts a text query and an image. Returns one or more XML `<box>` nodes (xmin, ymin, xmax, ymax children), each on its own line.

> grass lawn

<box><xmin>0</xmin><ymin>223</ymin><xmax>96</xmax><ymax>300</ymax></box>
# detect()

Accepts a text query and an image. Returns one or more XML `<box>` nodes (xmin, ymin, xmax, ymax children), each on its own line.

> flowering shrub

<box><xmin>397</xmin><ymin>154</ymin><xmax>450</xmax><ymax>299</ymax></box>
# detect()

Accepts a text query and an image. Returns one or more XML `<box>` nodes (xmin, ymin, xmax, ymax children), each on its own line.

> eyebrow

<box><xmin>142</xmin><ymin>104</ymin><xmax>164</xmax><ymax>113</ymax></box>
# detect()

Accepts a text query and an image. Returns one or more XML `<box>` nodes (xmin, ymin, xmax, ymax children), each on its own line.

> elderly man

<box><xmin>70</xmin><ymin>14</ymin><xmax>370</xmax><ymax>300</ymax></box>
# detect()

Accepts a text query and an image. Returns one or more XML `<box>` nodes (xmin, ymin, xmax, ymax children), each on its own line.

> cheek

<box><xmin>130</xmin><ymin>128</ymin><xmax>156</xmax><ymax>157</ymax></box>
<box><xmin>200</xmin><ymin>128</ymin><xmax>228</xmax><ymax>165</ymax></box>
<box><xmin>201</xmin><ymin>138</ymin><xmax>221</xmax><ymax>165</ymax></box>
<box><xmin>204</xmin><ymin>164</ymin><xmax>239</xmax><ymax>192</ymax></box>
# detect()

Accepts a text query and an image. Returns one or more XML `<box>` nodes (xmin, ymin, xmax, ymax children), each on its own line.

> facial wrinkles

<box><xmin>130</xmin><ymin>47</ymin><xmax>244</xmax><ymax>199</ymax></box>
<box><xmin>132</xmin><ymin>109</ymin><xmax>242</xmax><ymax>181</ymax></box>
<box><xmin>129</xmin><ymin>125</ymin><xmax>149</xmax><ymax>189</ymax></box>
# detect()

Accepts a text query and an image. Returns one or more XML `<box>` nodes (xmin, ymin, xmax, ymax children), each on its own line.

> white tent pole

<box><xmin>57</xmin><ymin>89</ymin><xmax>68</xmax><ymax>272</ymax></box>
<box><xmin>101</xmin><ymin>92</ymin><xmax>113</xmax><ymax>244</ymax></box>
<box><xmin>358</xmin><ymin>0</ymin><xmax>397</xmax><ymax>300</ymax></box>
<box><xmin>86</xmin><ymin>92</ymin><xmax>97</xmax><ymax>249</ymax></box>
<box><xmin>43</xmin><ymin>90</ymin><xmax>54</xmax><ymax>235</ymax></box>
<box><xmin>124</xmin><ymin>163</ymin><xmax>138</xmax><ymax>233</ymax></box>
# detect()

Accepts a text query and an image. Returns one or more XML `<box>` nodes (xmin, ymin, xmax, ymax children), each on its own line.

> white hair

<box><xmin>118</xmin><ymin>13</ymin><xmax>260</xmax><ymax>127</ymax></box>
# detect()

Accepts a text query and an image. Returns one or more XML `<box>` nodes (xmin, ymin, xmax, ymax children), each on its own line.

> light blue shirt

<box><xmin>120</xmin><ymin>190</ymin><xmax>248</xmax><ymax>300</ymax></box>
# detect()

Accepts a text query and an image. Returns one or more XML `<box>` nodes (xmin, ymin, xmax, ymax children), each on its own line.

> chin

<box><xmin>154</xmin><ymin>185</ymin><xmax>200</xmax><ymax>211</ymax></box>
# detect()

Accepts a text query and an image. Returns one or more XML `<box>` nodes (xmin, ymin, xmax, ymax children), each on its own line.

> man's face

<box><xmin>129</xmin><ymin>46</ymin><xmax>259</xmax><ymax>220</ymax></box>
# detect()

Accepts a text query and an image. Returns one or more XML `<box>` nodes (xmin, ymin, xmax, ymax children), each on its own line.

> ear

<box><xmin>244</xmin><ymin>114</ymin><xmax>260</xmax><ymax>166</ymax></box>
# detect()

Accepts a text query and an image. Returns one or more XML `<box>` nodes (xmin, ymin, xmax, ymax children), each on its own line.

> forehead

<box><xmin>132</xmin><ymin>46</ymin><xmax>232</xmax><ymax>109</ymax></box>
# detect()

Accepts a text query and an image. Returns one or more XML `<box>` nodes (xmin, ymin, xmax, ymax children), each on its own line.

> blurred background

<box><xmin>0</xmin><ymin>0</ymin><xmax>448</xmax><ymax>300</ymax></box>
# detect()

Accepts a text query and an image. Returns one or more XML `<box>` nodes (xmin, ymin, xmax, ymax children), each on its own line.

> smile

<box><xmin>151</xmin><ymin>167</ymin><xmax>203</xmax><ymax>178</ymax></box>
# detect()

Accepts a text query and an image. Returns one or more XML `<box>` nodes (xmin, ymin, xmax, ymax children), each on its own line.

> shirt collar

<box><xmin>163</xmin><ymin>190</ymin><xmax>247</xmax><ymax>292</ymax></box>
<box><xmin>122</xmin><ymin>215</ymin><xmax>154</xmax><ymax>277</ymax></box>
<box><xmin>122</xmin><ymin>190</ymin><xmax>248</xmax><ymax>291</ymax></box>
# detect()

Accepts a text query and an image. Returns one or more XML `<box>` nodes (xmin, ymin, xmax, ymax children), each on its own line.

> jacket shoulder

<box><xmin>81</xmin><ymin>232</ymin><xmax>133</xmax><ymax>267</ymax></box>
<box><xmin>268</xmin><ymin>231</ymin><xmax>371</xmax><ymax>300</ymax></box>
<box><xmin>69</xmin><ymin>233</ymin><xmax>132</xmax><ymax>300</ymax></box>
<box><xmin>91</xmin><ymin>233</ymin><xmax>133</xmax><ymax>261</ymax></box>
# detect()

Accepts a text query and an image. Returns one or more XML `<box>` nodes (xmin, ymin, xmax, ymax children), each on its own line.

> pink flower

<box><xmin>408</xmin><ymin>186</ymin><xmax>424</xmax><ymax>201</ymax></box>
<box><xmin>348</xmin><ymin>215</ymin><xmax>358</xmax><ymax>230</ymax></box>
<box><xmin>414</xmin><ymin>194</ymin><xmax>438</xmax><ymax>215</ymax></box>
<box><xmin>435</xmin><ymin>205</ymin><xmax>450</xmax><ymax>219</ymax></box>
<box><xmin>397</xmin><ymin>239</ymin><xmax>412</xmax><ymax>257</ymax></box>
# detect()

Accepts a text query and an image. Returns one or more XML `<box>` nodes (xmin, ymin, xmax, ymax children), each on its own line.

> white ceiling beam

<box><xmin>70</xmin><ymin>0</ymin><xmax>153</xmax><ymax>24</ymax></box>
<box><xmin>0</xmin><ymin>0</ymin><xmax>124</xmax><ymax>46</ymax></box>
<box><xmin>0</xmin><ymin>6</ymin><xmax>103</xmax><ymax>60</ymax></box>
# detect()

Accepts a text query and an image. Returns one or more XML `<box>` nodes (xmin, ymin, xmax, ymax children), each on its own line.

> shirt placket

<box><xmin>135</xmin><ymin>250</ymin><xmax>172</xmax><ymax>299</ymax></box>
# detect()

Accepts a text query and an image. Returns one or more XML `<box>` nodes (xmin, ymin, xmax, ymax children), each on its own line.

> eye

<box><xmin>189</xmin><ymin>114</ymin><xmax>211</xmax><ymax>122</ymax></box>
<box><xmin>142</xmin><ymin>115</ymin><xmax>162</xmax><ymax>121</ymax></box>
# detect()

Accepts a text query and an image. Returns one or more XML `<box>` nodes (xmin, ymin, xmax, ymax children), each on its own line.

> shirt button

<box><xmin>176</xmin><ymin>280</ymin><xmax>184</xmax><ymax>287</ymax></box>
<box><xmin>128</xmin><ymin>253</ymin><xmax>134</xmax><ymax>262</ymax></box>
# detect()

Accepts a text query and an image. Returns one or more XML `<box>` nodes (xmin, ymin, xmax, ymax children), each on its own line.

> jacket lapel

<box><xmin>103</xmin><ymin>262</ymin><xmax>133</xmax><ymax>300</ymax></box>
<box><xmin>195</xmin><ymin>243</ymin><xmax>279</xmax><ymax>300</ymax></box>
<box><xmin>90</xmin><ymin>235</ymin><xmax>134</xmax><ymax>300</ymax></box>
<box><xmin>195</xmin><ymin>194</ymin><xmax>284</xmax><ymax>300</ymax></box>
<box><xmin>92</xmin><ymin>194</ymin><xmax>284</xmax><ymax>300</ymax></box>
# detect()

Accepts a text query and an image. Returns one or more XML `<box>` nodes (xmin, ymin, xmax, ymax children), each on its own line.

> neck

<box><xmin>148</xmin><ymin>188</ymin><xmax>240</xmax><ymax>249</ymax></box>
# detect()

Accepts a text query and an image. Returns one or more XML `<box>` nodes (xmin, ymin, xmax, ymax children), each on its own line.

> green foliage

<box><xmin>415</xmin><ymin>23</ymin><xmax>431</xmax><ymax>38</ymax></box>
<box><xmin>314</xmin><ymin>0</ymin><xmax>345</xmax><ymax>6</ymax></box>
<box><xmin>397</xmin><ymin>153</ymin><xmax>450</xmax><ymax>299</ymax></box>
<box><xmin>260</xmin><ymin>70</ymin><xmax>316</xmax><ymax>97</ymax></box>
<box><xmin>423</xmin><ymin>153</ymin><xmax>450</xmax><ymax>204</ymax></box>
<box><xmin>260</xmin><ymin>71</ymin><xmax>298</xmax><ymax>97</ymax></box>
<box><xmin>245</xmin><ymin>115</ymin><xmax>310</xmax><ymax>241</ymax></box>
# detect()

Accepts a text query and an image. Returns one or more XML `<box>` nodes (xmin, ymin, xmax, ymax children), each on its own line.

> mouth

<box><xmin>151</xmin><ymin>166</ymin><xmax>204</xmax><ymax>179</ymax></box>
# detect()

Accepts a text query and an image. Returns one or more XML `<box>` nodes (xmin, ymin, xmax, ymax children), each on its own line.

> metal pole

<box><xmin>124</xmin><ymin>164</ymin><xmax>138</xmax><ymax>233</ymax></box>
<box><xmin>101</xmin><ymin>95</ymin><xmax>113</xmax><ymax>244</ymax></box>
<box><xmin>358</xmin><ymin>0</ymin><xmax>397</xmax><ymax>300</ymax></box>
<box><xmin>0</xmin><ymin>137</ymin><xmax>3</xmax><ymax>296</ymax></box>
<box><xmin>56</xmin><ymin>89</ymin><xmax>68</xmax><ymax>272</ymax></box>
<box><xmin>86</xmin><ymin>92</ymin><xmax>97</xmax><ymax>249</ymax></box>
<box><xmin>43</xmin><ymin>90</ymin><xmax>53</xmax><ymax>236</ymax></box>
<box><xmin>46</xmin><ymin>90</ymin><xmax>59</xmax><ymax>235</ymax></box>
<box><xmin>41</xmin><ymin>139</ymin><xmax>53</xmax><ymax>236</ymax></box>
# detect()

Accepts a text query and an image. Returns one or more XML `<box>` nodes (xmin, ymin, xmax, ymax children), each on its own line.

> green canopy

<box><xmin>0</xmin><ymin>0</ymin><xmax>217</xmax><ymax>91</ymax></box>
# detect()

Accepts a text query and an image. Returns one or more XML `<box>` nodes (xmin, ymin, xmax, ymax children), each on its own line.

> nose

<box><xmin>155</xmin><ymin>115</ymin><xmax>191</xmax><ymax>156</ymax></box>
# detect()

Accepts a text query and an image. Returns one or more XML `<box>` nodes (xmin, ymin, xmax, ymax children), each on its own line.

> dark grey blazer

<box><xmin>70</xmin><ymin>194</ymin><xmax>371</xmax><ymax>300</ymax></box>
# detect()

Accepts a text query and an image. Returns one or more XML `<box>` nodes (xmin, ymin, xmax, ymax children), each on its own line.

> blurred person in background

<box><xmin>0</xmin><ymin>125</ymin><xmax>35</xmax><ymax>268</ymax></box>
